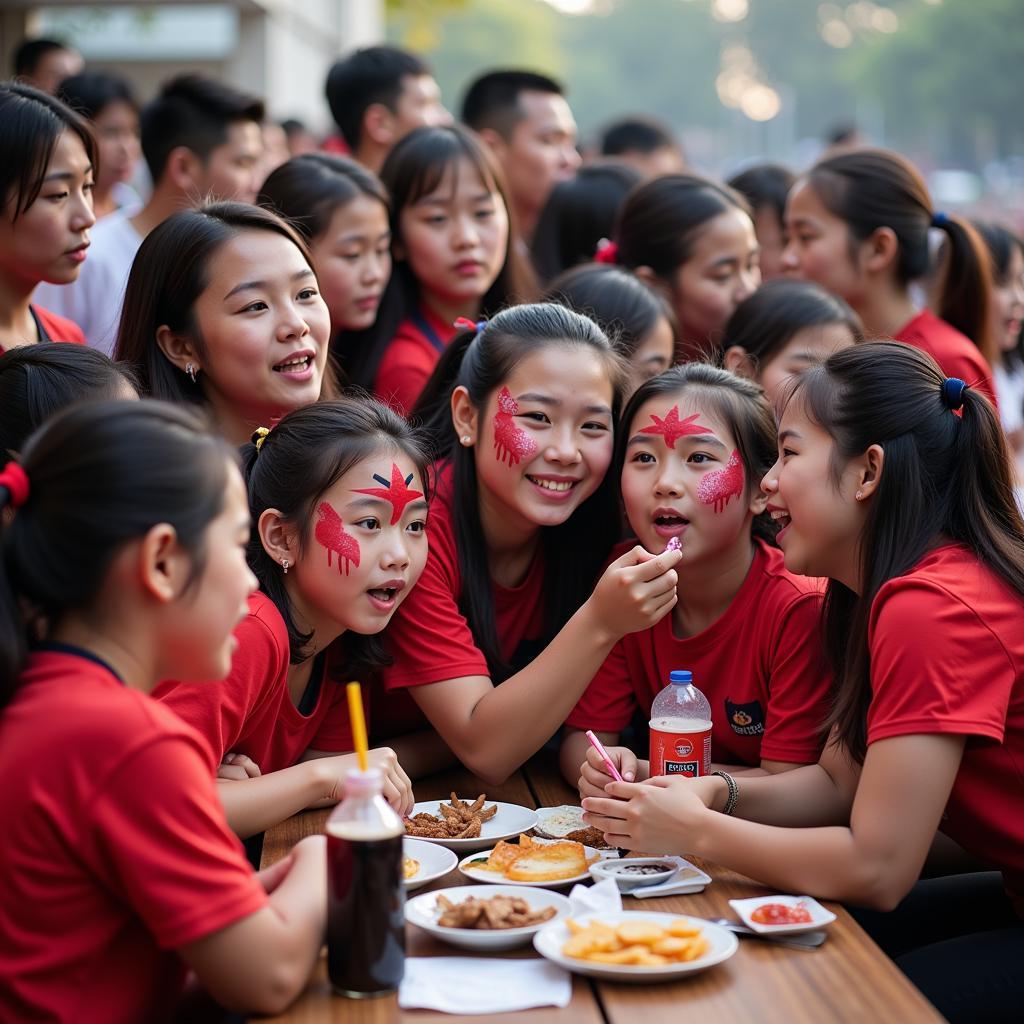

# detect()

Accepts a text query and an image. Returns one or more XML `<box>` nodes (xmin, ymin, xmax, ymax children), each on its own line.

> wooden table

<box><xmin>257</xmin><ymin>754</ymin><xmax>945</xmax><ymax>1023</ymax></box>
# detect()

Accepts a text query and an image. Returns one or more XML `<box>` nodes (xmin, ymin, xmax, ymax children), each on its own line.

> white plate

<box><xmin>534</xmin><ymin>805</ymin><xmax>587</xmax><ymax>838</ymax></box>
<box><xmin>404</xmin><ymin>799</ymin><xmax>538</xmax><ymax>853</ymax></box>
<box><xmin>403</xmin><ymin>837</ymin><xmax>458</xmax><ymax>890</ymax></box>
<box><xmin>458</xmin><ymin>837</ymin><xmax>608</xmax><ymax>889</ymax></box>
<box><xmin>728</xmin><ymin>895</ymin><xmax>837</xmax><ymax>935</ymax></box>
<box><xmin>533</xmin><ymin>911</ymin><xmax>738</xmax><ymax>982</ymax></box>
<box><xmin>405</xmin><ymin>884</ymin><xmax>572</xmax><ymax>951</ymax></box>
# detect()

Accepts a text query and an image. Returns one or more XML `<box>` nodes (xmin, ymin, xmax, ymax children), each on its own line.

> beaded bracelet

<box><xmin>710</xmin><ymin>770</ymin><xmax>739</xmax><ymax>815</ymax></box>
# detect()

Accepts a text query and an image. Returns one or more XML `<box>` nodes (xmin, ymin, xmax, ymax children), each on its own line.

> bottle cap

<box><xmin>344</xmin><ymin>767</ymin><xmax>384</xmax><ymax>794</ymax></box>
<box><xmin>669</xmin><ymin>670</ymin><xmax>693</xmax><ymax>685</ymax></box>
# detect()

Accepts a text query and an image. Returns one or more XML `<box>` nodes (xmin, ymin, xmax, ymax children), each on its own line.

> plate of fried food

<box><xmin>405</xmin><ymin>884</ymin><xmax>572</xmax><ymax>951</ymax></box>
<box><xmin>534</xmin><ymin>911</ymin><xmax>738</xmax><ymax>982</ymax></box>
<box><xmin>404</xmin><ymin>794</ymin><xmax>538</xmax><ymax>852</ymax></box>
<box><xmin>403</xmin><ymin>837</ymin><xmax>458</xmax><ymax>891</ymax></box>
<box><xmin>459</xmin><ymin>834</ymin><xmax>606</xmax><ymax>888</ymax></box>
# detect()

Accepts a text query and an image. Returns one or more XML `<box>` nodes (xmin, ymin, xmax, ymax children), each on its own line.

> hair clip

<box><xmin>931</xmin><ymin>211</ymin><xmax>950</xmax><ymax>229</ymax></box>
<box><xmin>0</xmin><ymin>461</ymin><xmax>30</xmax><ymax>508</ymax></box>
<box><xmin>252</xmin><ymin>426</ymin><xmax>271</xmax><ymax>452</ymax></box>
<box><xmin>453</xmin><ymin>317</ymin><xmax>487</xmax><ymax>335</ymax></box>
<box><xmin>941</xmin><ymin>377</ymin><xmax>969</xmax><ymax>411</ymax></box>
<box><xmin>594</xmin><ymin>239</ymin><xmax>619</xmax><ymax>264</ymax></box>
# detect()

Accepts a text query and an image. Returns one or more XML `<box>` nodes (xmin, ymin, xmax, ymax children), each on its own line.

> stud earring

<box><xmin>185</xmin><ymin>362</ymin><xmax>198</xmax><ymax>383</ymax></box>
<box><xmin>281</xmin><ymin>558</ymin><xmax>290</xmax><ymax>574</ymax></box>
<box><xmin>461</xmin><ymin>435</ymin><xmax>472</xmax><ymax>445</ymax></box>
<box><xmin>855</xmin><ymin>490</ymin><xmax>864</xmax><ymax>500</ymax></box>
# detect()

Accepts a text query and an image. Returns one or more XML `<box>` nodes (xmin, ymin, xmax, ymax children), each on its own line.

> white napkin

<box><xmin>630</xmin><ymin>857</ymin><xmax>711</xmax><ymax>899</ymax></box>
<box><xmin>398</xmin><ymin>957</ymin><xmax>571</xmax><ymax>1014</ymax></box>
<box><xmin>568</xmin><ymin>877</ymin><xmax>622</xmax><ymax>914</ymax></box>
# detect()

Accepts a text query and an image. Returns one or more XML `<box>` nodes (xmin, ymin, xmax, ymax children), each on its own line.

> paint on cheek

<box><xmin>639</xmin><ymin>405</ymin><xmax>713</xmax><ymax>450</ymax></box>
<box><xmin>697</xmin><ymin>450</ymin><xmax>744</xmax><ymax>513</ymax></box>
<box><xmin>492</xmin><ymin>387</ymin><xmax>539</xmax><ymax>466</ymax></box>
<box><xmin>314</xmin><ymin>502</ymin><xmax>360</xmax><ymax>575</ymax></box>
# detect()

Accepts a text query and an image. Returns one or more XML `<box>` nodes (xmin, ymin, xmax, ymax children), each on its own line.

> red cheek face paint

<box><xmin>314</xmin><ymin>502</ymin><xmax>360</xmax><ymax>575</ymax></box>
<box><xmin>492</xmin><ymin>387</ymin><xmax>539</xmax><ymax>466</ymax></box>
<box><xmin>353</xmin><ymin>462</ymin><xmax>424</xmax><ymax>525</ymax></box>
<box><xmin>697</xmin><ymin>450</ymin><xmax>744</xmax><ymax>513</ymax></box>
<box><xmin>639</xmin><ymin>405</ymin><xmax>713</xmax><ymax>450</ymax></box>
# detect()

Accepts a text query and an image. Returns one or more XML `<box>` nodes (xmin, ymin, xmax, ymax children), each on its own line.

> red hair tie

<box><xmin>453</xmin><ymin>317</ymin><xmax>487</xmax><ymax>335</ymax></box>
<box><xmin>594</xmin><ymin>239</ymin><xmax>618</xmax><ymax>265</ymax></box>
<box><xmin>0</xmin><ymin>462</ymin><xmax>30</xmax><ymax>509</ymax></box>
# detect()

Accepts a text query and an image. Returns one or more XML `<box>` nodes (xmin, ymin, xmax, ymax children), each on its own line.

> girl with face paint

<box><xmin>580</xmin><ymin>343</ymin><xmax>1024</xmax><ymax>1023</ymax></box>
<box><xmin>370</xmin><ymin>303</ymin><xmax>681</xmax><ymax>786</ymax></box>
<box><xmin>560</xmin><ymin>363</ymin><xmax>831</xmax><ymax>787</ymax></box>
<box><xmin>155</xmin><ymin>398</ymin><xmax>430</xmax><ymax>839</ymax></box>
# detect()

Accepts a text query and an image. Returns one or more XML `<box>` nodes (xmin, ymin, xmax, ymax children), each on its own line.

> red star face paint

<box><xmin>353</xmin><ymin>462</ymin><xmax>424</xmax><ymax>525</ymax></box>
<box><xmin>314</xmin><ymin>502</ymin><xmax>360</xmax><ymax>574</ymax></box>
<box><xmin>697</xmin><ymin>450</ymin><xmax>744</xmax><ymax>513</ymax></box>
<box><xmin>493</xmin><ymin>387</ymin><xmax>539</xmax><ymax>466</ymax></box>
<box><xmin>639</xmin><ymin>405</ymin><xmax>714</xmax><ymax>449</ymax></box>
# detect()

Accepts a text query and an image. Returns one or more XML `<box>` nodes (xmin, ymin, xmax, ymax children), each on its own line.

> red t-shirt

<box><xmin>866</xmin><ymin>544</ymin><xmax>1024</xmax><ymax>915</ymax></box>
<box><xmin>379</xmin><ymin>469</ymin><xmax>546</xmax><ymax>694</ymax></box>
<box><xmin>0</xmin><ymin>649</ymin><xmax>267</xmax><ymax>1023</ymax></box>
<box><xmin>154</xmin><ymin>591</ymin><xmax>353</xmax><ymax>773</ymax></box>
<box><xmin>373</xmin><ymin>304</ymin><xmax>458</xmax><ymax>415</ymax></box>
<box><xmin>895</xmin><ymin>309</ymin><xmax>997</xmax><ymax>408</ymax></box>
<box><xmin>0</xmin><ymin>305</ymin><xmax>87</xmax><ymax>354</ymax></box>
<box><xmin>567</xmin><ymin>540</ymin><xmax>830</xmax><ymax>766</ymax></box>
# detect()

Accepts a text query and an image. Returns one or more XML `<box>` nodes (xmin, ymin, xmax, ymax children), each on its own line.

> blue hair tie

<box><xmin>941</xmin><ymin>377</ymin><xmax>968</xmax><ymax>411</ymax></box>
<box><xmin>932</xmin><ymin>211</ymin><xmax>950</xmax><ymax>229</ymax></box>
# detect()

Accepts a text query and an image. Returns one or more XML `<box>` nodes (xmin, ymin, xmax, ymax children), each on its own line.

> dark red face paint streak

<box><xmin>353</xmin><ymin>462</ymin><xmax>423</xmax><ymax>525</ymax></box>
<box><xmin>697</xmin><ymin>450</ymin><xmax>744</xmax><ymax>513</ymax></box>
<box><xmin>639</xmin><ymin>406</ymin><xmax>714</xmax><ymax>449</ymax></box>
<box><xmin>315</xmin><ymin>502</ymin><xmax>360</xmax><ymax>574</ymax></box>
<box><xmin>493</xmin><ymin>387</ymin><xmax>538</xmax><ymax>466</ymax></box>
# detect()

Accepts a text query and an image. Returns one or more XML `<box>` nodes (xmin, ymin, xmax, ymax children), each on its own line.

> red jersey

<box><xmin>380</xmin><ymin>469</ymin><xmax>546</xmax><ymax>693</ymax></box>
<box><xmin>567</xmin><ymin>540</ymin><xmax>830</xmax><ymax>766</ymax></box>
<box><xmin>0</xmin><ymin>648</ymin><xmax>267</xmax><ymax>1023</ymax></box>
<box><xmin>895</xmin><ymin>309</ymin><xmax>997</xmax><ymax>408</ymax></box>
<box><xmin>0</xmin><ymin>305</ymin><xmax>86</xmax><ymax>354</ymax></box>
<box><xmin>155</xmin><ymin>591</ymin><xmax>353</xmax><ymax>773</ymax></box>
<box><xmin>373</xmin><ymin>304</ymin><xmax>458</xmax><ymax>415</ymax></box>
<box><xmin>866</xmin><ymin>544</ymin><xmax>1024</xmax><ymax>915</ymax></box>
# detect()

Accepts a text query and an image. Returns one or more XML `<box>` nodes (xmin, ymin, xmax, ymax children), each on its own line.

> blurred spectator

<box><xmin>325</xmin><ymin>45</ymin><xmax>450</xmax><ymax>174</ymax></box>
<box><xmin>462</xmin><ymin>69</ymin><xmax>580</xmax><ymax>243</ymax></box>
<box><xmin>12</xmin><ymin>37</ymin><xmax>83</xmax><ymax>95</ymax></box>
<box><xmin>727</xmin><ymin>162</ymin><xmax>796</xmax><ymax>280</ymax></box>
<box><xmin>599</xmin><ymin>116</ymin><xmax>685</xmax><ymax>178</ymax></box>
<box><xmin>260</xmin><ymin>120</ymin><xmax>291</xmax><ymax>180</ymax></box>
<box><xmin>281</xmin><ymin>118</ymin><xmax>319</xmax><ymax>157</ymax></box>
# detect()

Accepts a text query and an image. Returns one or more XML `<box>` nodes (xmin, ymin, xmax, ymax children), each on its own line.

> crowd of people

<box><xmin>1</xmin><ymin>33</ymin><xmax>1022</xmax><ymax>1024</ymax></box>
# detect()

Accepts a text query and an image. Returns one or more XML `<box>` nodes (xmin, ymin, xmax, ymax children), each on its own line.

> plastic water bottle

<box><xmin>649</xmin><ymin>670</ymin><xmax>712</xmax><ymax>777</ymax></box>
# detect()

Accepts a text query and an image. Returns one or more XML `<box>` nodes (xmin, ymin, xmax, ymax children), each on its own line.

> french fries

<box><xmin>562</xmin><ymin>917</ymin><xmax>708</xmax><ymax>966</ymax></box>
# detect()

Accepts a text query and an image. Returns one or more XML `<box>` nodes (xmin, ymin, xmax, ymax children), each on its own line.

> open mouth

<box><xmin>526</xmin><ymin>475</ymin><xmax>576</xmax><ymax>494</ymax></box>
<box><xmin>769</xmin><ymin>508</ymin><xmax>792</xmax><ymax>532</ymax></box>
<box><xmin>367</xmin><ymin>579</ymin><xmax>406</xmax><ymax>608</ymax></box>
<box><xmin>273</xmin><ymin>353</ymin><xmax>314</xmax><ymax>375</ymax></box>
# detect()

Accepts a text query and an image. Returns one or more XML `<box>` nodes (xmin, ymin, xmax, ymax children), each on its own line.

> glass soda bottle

<box><xmin>326</xmin><ymin>767</ymin><xmax>405</xmax><ymax>998</ymax></box>
<box><xmin>649</xmin><ymin>670</ymin><xmax>712</xmax><ymax>778</ymax></box>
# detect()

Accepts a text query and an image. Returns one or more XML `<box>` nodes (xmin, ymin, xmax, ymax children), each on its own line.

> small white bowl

<box><xmin>403</xmin><ymin>837</ymin><xmax>458</xmax><ymax>891</ymax></box>
<box><xmin>590</xmin><ymin>857</ymin><xmax>678</xmax><ymax>892</ymax></box>
<box><xmin>728</xmin><ymin>894</ymin><xmax>837</xmax><ymax>935</ymax></box>
<box><xmin>405</xmin><ymin>884</ymin><xmax>571</xmax><ymax>951</ymax></box>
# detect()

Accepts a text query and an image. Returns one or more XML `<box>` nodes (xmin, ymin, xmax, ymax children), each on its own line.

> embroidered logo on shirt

<box><xmin>725</xmin><ymin>697</ymin><xmax>765</xmax><ymax>736</ymax></box>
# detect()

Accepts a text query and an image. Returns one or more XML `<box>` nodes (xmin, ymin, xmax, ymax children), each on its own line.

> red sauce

<box><xmin>750</xmin><ymin>903</ymin><xmax>813</xmax><ymax>925</ymax></box>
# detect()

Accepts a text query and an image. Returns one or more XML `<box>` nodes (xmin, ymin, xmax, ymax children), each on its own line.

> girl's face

<box><xmin>0</xmin><ymin>130</ymin><xmax>95</xmax><ymax>289</ymax></box>
<box><xmin>992</xmin><ymin>244</ymin><xmax>1024</xmax><ymax>353</ymax></box>
<box><xmin>171</xmin><ymin>463</ymin><xmax>258</xmax><ymax>681</ymax></box>
<box><xmin>399</xmin><ymin>157</ymin><xmax>509</xmax><ymax>311</ymax></box>
<box><xmin>762</xmin><ymin>395</ymin><xmax>864</xmax><ymax>582</ymax></box>
<box><xmin>667</xmin><ymin>209</ymin><xmax>760</xmax><ymax>346</ymax></box>
<box><xmin>628</xmin><ymin>314</ymin><xmax>675</xmax><ymax>396</ymax></box>
<box><xmin>188</xmin><ymin>229</ymin><xmax>331</xmax><ymax>427</ymax></box>
<box><xmin>93</xmin><ymin>100</ymin><xmax>141</xmax><ymax>190</ymax></box>
<box><xmin>757</xmin><ymin>321</ymin><xmax>857</xmax><ymax>405</ymax></box>
<box><xmin>471</xmin><ymin>345</ymin><xmax>616</xmax><ymax>533</ymax></box>
<box><xmin>782</xmin><ymin>180</ymin><xmax>863</xmax><ymax>304</ymax></box>
<box><xmin>621</xmin><ymin>390</ymin><xmax>763</xmax><ymax>566</ymax></box>
<box><xmin>309</xmin><ymin>194</ymin><xmax>392</xmax><ymax>332</ymax></box>
<box><xmin>291</xmin><ymin>451</ymin><xmax>428</xmax><ymax>636</ymax></box>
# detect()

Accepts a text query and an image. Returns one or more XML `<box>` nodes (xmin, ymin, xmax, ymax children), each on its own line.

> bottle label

<box><xmin>649</xmin><ymin>718</ymin><xmax>712</xmax><ymax>778</ymax></box>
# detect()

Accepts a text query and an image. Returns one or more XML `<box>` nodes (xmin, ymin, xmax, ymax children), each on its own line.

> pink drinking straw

<box><xmin>586</xmin><ymin>730</ymin><xmax>624</xmax><ymax>782</ymax></box>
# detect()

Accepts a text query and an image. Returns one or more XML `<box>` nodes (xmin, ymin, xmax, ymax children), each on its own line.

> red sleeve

<box><xmin>373</xmin><ymin>339</ymin><xmax>434</xmax><ymax>416</ymax></box>
<box><xmin>88</xmin><ymin>734</ymin><xmax>268</xmax><ymax>949</ymax></box>
<box><xmin>564</xmin><ymin>637</ymin><xmax>638</xmax><ymax>733</ymax></box>
<box><xmin>867</xmin><ymin>581</ymin><xmax>1013</xmax><ymax>745</ymax></box>
<box><xmin>758</xmin><ymin>592</ymin><xmax>831</xmax><ymax>763</ymax></box>
<box><xmin>32</xmin><ymin>306</ymin><xmax>86</xmax><ymax>344</ymax></box>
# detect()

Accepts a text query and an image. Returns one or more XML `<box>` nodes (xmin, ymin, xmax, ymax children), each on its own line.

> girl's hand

<box><xmin>586</xmin><ymin>545</ymin><xmax>681</xmax><ymax>640</ymax></box>
<box><xmin>581</xmin><ymin>776</ymin><xmax>710</xmax><ymax>854</ymax></box>
<box><xmin>327</xmin><ymin>748</ymin><xmax>415</xmax><ymax>817</ymax></box>
<box><xmin>578</xmin><ymin>744</ymin><xmax>646</xmax><ymax>798</ymax></box>
<box><xmin>218</xmin><ymin>752</ymin><xmax>262</xmax><ymax>781</ymax></box>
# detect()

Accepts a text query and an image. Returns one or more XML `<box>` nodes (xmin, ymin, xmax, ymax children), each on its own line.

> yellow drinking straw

<box><xmin>346</xmin><ymin>682</ymin><xmax>369</xmax><ymax>772</ymax></box>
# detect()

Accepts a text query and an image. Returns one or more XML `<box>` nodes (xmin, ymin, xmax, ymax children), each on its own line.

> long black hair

<box><xmin>619</xmin><ymin>363</ymin><xmax>779</xmax><ymax>547</ymax></box>
<box><xmin>241</xmin><ymin>396</ymin><xmax>432</xmax><ymax>670</ymax></box>
<box><xmin>0</xmin><ymin>401</ymin><xmax>235</xmax><ymax>707</ymax></box>
<box><xmin>412</xmin><ymin>302</ymin><xmax>628</xmax><ymax>678</ymax></box>
<box><xmin>790</xmin><ymin>341</ymin><xmax>1024</xmax><ymax>761</ymax></box>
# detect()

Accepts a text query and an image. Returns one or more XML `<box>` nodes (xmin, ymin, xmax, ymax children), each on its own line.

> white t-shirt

<box><xmin>35</xmin><ymin>211</ymin><xmax>143</xmax><ymax>357</ymax></box>
<box><xmin>995</xmin><ymin>361</ymin><xmax>1024</xmax><ymax>436</ymax></box>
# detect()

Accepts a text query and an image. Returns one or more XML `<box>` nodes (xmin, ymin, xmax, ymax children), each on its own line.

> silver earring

<box><xmin>281</xmin><ymin>558</ymin><xmax>290</xmax><ymax>574</ymax></box>
<box><xmin>461</xmin><ymin>435</ymin><xmax>471</xmax><ymax>445</ymax></box>
<box><xmin>185</xmin><ymin>362</ymin><xmax>197</xmax><ymax>383</ymax></box>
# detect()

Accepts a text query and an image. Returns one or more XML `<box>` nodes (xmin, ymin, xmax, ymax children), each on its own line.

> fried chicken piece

<box><xmin>436</xmin><ymin>894</ymin><xmax>557</xmax><ymax>930</ymax></box>
<box><xmin>564</xmin><ymin>826</ymin><xmax>610</xmax><ymax>849</ymax></box>
<box><xmin>478</xmin><ymin>803</ymin><xmax>498</xmax><ymax>822</ymax></box>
